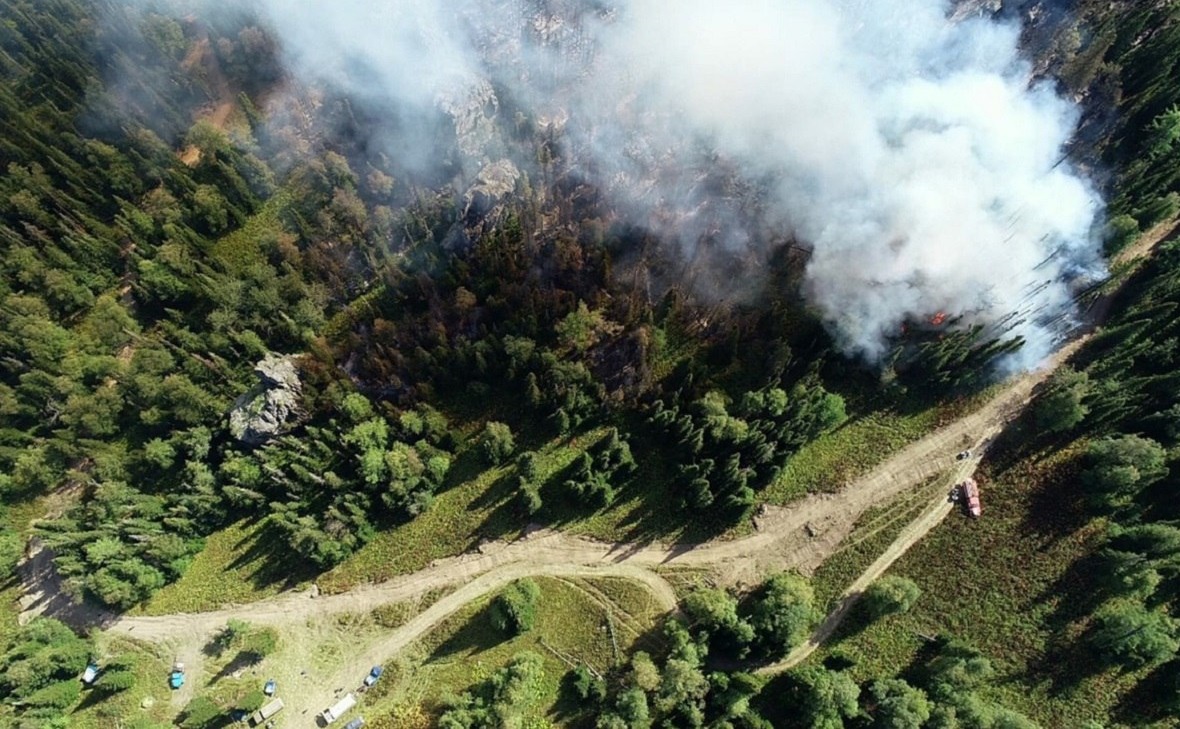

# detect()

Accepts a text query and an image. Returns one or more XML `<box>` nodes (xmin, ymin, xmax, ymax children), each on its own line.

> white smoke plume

<box><xmin>246</xmin><ymin>0</ymin><xmax>1104</xmax><ymax>365</ymax></box>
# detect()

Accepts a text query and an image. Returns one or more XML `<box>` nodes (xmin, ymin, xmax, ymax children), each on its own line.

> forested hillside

<box><xmin>0</xmin><ymin>0</ymin><xmax>927</xmax><ymax>616</ymax></box>
<box><xmin>1</xmin><ymin>0</ymin><xmax>1180</xmax><ymax>727</ymax></box>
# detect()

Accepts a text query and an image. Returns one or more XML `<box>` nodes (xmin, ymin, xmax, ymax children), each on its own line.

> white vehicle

<box><xmin>250</xmin><ymin>697</ymin><xmax>284</xmax><ymax>725</ymax></box>
<box><xmin>80</xmin><ymin>662</ymin><xmax>99</xmax><ymax>685</ymax></box>
<box><xmin>321</xmin><ymin>693</ymin><xmax>358</xmax><ymax>724</ymax></box>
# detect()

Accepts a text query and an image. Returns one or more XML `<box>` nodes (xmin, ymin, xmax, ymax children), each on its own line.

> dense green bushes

<box><xmin>478</xmin><ymin>421</ymin><xmax>515</xmax><ymax>465</ymax></box>
<box><xmin>589</xmin><ymin>619</ymin><xmax>768</xmax><ymax>729</ymax></box>
<box><xmin>490</xmin><ymin>579</ymin><xmax>541</xmax><ymax>636</ymax></box>
<box><xmin>1089</xmin><ymin>600</ymin><xmax>1178</xmax><ymax>668</ymax></box>
<box><xmin>861</xmin><ymin>576</ymin><xmax>921</xmax><ymax>619</ymax></box>
<box><xmin>647</xmin><ymin>382</ymin><xmax>846</xmax><ymax>519</ymax></box>
<box><xmin>438</xmin><ymin>652</ymin><xmax>547</xmax><ymax>729</ymax></box>
<box><xmin>563</xmin><ymin>428</ymin><xmax>637</xmax><ymax>508</ymax></box>
<box><xmin>0</xmin><ymin>619</ymin><xmax>91</xmax><ymax>723</ymax></box>
<box><xmin>681</xmin><ymin>572</ymin><xmax>820</xmax><ymax>662</ymax></box>
<box><xmin>1020</xmin><ymin>229</ymin><xmax>1180</xmax><ymax>680</ymax></box>
<box><xmin>216</xmin><ymin>619</ymin><xmax>279</xmax><ymax>663</ymax></box>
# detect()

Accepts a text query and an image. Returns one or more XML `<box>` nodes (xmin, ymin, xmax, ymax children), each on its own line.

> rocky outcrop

<box><xmin>446</xmin><ymin>158</ymin><xmax>522</xmax><ymax>250</ymax></box>
<box><xmin>228</xmin><ymin>354</ymin><xmax>303</xmax><ymax>445</ymax></box>
<box><xmin>949</xmin><ymin>0</ymin><xmax>1003</xmax><ymax>21</ymax></box>
<box><xmin>440</xmin><ymin>79</ymin><xmax>501</xmax><ymax>164</ymax></box>
<box><xmin>465</xmin><ymin>159</ymin><xmax>520</xmax><ymax>217</ymax></box>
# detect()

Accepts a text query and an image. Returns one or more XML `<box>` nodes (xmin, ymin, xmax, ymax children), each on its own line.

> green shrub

<box><xmin>479</xmin><ymin>421</ymin><xmax>516</xmax><ymax>465</ymax></box>
<box><xmin>490</xmin><ymin>579</ymin><xmax>541</xmax><ymax>635</ymax></box>
<box><xmin>862</xmin><ymin>576</ymin><xmax>922</xmax><ymax>619</ymax></box>
<box><xmin>95</xmin><ymin>668</ymin><xmax>137</xmax><ymax>694</ymax></box>
<box><xmin>240</xmin><ymin>689</ymin><xmax>266</xmax><ymax>712</ymax></box>
<box><xmin>749</xmin><ymin>572</ymin><xmax>819</xmax><ymax>656</ymax></box>
<box><xmin>869</xmin><ymin>678</ymin><xmax>931</xmax><ymax>729</ymax></box>
<box><xmin>1136</xmin><ymin>192</ymin><xmax>1180</xmax><ymax>228</ymax></box>
<box><xmin>1090</xmin><ymin>600</ymin><xmax>1178</xmax><ymax>668</ymax></box>
<box><xmin>25</xmin><ymin>679</ymin><xmax>81</xmax><ymax>710</ymax></box>
<box><xmin>240</xmin><ymin>626</ymin><xmax>278</xmax><ymax>661</ymax></box>
<box><xmin>1033</xmin><ymin>368</ymin><xmax>1091</xmax><ymax>433</ymax></box>
<box><xmin>179</xmin><ymin>696</ymin><xmax>222</xmax><ymax>729</ymax></box>
<box><xmin>1082</xmin><ymin>435</ymin><xmax>1168</xmax><ymax>512</ymax></box>
<box><xmin>569</xmin><ymin>665</ymin><xmax>606</xmax><ymax>702</ymax></box>
<box><xmin>1105</xmin><ymin>214</ymin><xmax>1141</xmax><ymax>255</ymax></box>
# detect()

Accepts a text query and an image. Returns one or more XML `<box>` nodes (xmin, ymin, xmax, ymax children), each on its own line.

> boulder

<box><xmin>446</xmin><ymin>158</ymin><xmax>521</xmax><ymax>250</ymax></box>
<box><xmin>228</xmin><ymin>354</ymin><xmax>303</xmax><ymax>445</ymax></box>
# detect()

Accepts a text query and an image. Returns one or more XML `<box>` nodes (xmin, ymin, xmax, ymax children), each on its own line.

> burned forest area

<box><xmin>3</xmin><ymin>0</ymin><xmax>1180</xmax><ymax>727</ymax></box>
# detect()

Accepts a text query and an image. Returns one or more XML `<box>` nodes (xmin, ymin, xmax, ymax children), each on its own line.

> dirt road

<box><xmin>756</xmin><ymin>471</ymin><xmax>964</xmax><ymax>675</ymax></box>
<box><xmin>15</xmin><ymin>214</ymin><xmax>1170</xmax><ymax>726</ymax></box>
<box><xmin>56</xmin><ymin>339</ymin><xmax>1071</xmax><ymax>721</ymax></box>
<box><xmin>98</xmin><ymin>365</ymin><xmax>1035</xmax><ymax>642</ymax></box>
<box><xmin>12</xmin><ymin>322</ymin><xmax>1087</xmax><ymax>726</ymax></box>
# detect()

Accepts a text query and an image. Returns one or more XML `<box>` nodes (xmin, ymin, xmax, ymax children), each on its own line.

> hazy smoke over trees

<box><xmin>242</xmin><ymin>0</ymin><xmax>1104</xmax><ymax>364</ymax></box>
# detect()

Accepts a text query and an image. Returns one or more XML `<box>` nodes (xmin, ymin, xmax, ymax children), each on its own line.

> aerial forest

<box><xmin>3</xmin><ymin>0</ymin><xmax>1180</xmax><ymax>727</ymax></box>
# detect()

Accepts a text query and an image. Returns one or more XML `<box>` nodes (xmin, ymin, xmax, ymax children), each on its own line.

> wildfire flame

<box><xmin>930</xmin><ymin>311</ymin><xmax>947</xmax><ymax>326</ymax></box>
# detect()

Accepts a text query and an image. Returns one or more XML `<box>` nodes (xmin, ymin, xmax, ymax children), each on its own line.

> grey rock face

<box><xmin>949</xmin><ymin>0</ymin><xmax>1004</xmax><ymax>21</ymax></box>
<box><xmin>446</xmin><ymin>158</ymin><xmax>522</xmax><ymax>250</ymax></box>
<box><xmin>228</xmin><ymin>354</ymin><xmax>303</xmax><ymax>445</ymax></box>
<box><xmin>466</xmin><ymin>159</ymin><xmax>520</xmax><ymax>214</ymax></box>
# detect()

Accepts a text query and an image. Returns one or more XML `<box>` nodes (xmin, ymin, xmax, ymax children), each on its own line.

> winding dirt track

<box><xmin>59</xmin><ymin>338</ymin><xmax>1073</xmax><ymax>720</ymax></box>
<box><xmin>28</xmin><ymin>352</ymin><xmax>1068</xmax><ymax>719</ymax></box>
<box><xmin>757</xmin><ymin>473</ymin><xmax>962</xmax><ymax>675</ymax></box>
<box><xmin>16</xmin><ymin>209</ymin><xmax>1172</xmax><ymax>726</ymax></box>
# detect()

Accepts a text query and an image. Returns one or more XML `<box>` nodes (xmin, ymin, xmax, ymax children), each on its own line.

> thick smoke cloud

<box><xmin>250</xmin><ymin>0</ymin><xmax>1103</xmax><ymax>365</ymax></box>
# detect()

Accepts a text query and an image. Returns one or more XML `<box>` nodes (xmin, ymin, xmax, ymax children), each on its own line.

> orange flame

<box><xmin>930</xmin><ymin>311</ymin><xmax>947</xmax><ymax>326</ymax></box>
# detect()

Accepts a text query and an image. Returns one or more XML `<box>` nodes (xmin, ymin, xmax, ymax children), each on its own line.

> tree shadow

<box><xmin>531</xmin><ymin>424</ymin><xmax>747</xmax><ymax>547</ymax></box>
<box><xmin>467</xmin><ymin>462</ymin><xmax>518</xmax><ymax>513</ymax></box>
<box><xmin>426</xmin><ymin>603</ymin><xmax>505</xmax><ymax>662</ymax></box>
<box><xmin>552</xmin><ymin>671</ymin><xmax>602</xmax><ymax>729</ymax></box>
<box><xmin>210</xmin><ymin>651</ymin><xmax>261</xmax><ymax>683</ymax></box>
<box><xmin>1112</xmin><ymin>657</ymin><xmax>1178</xmax><ymax>726</ymax></box>
<box><xmin>437</xmin><ymin>446</ymin><xmax>495</xmax><ymax>500</ymax></box>
<box><xmin>1033</xmin><ymin>620</ymin><xmax>1108</xmax><ymax>696</ymax></box>
<box><xmin>224</xmin><ymin>520</ymin><xmax>320</xmax><ymax>593</ymax></box>
<box><xmin>16</xmin><ymin>539</ymin><xmax>118</xmax><ymax>632</ymax></box>
<box><xmin>175</xmin><ymin>702</ymin><xmax>234</xmax><ymax>729</ymax></box>
<box><xmin>73</xmin><ymin>686</ymin><xmax>117</xmax><ymax>713</ymax></box>
<box><xmin>753</xmin><ymin>670</ymin><xmax>820</xmax><ymax>729</ymax></box>
<box><xmin>1030</xmin><ymin>552</ymin><xmax>1108</xmax><ymax>635</ymax></box>
<box><xmin>979</xmin><ymin>403</ymin><xmax>1073</xmax><ymax>482</ymax></box>
<box><xmin>529</xmin><ymin>451</ymin><xmax>596</xmax><ymax>524</ymax></box>
<box><xmin>466</xmin><ymin>469</ymin><xmax>528</xmax><ymax>545</ymax></box>
<box><xmin>818</xmin><ymin>595</ymin><xmax>878</xmax><ymax>649</ymax></box>
<box><xmin>1138</xmin><ymin>474</ymin><xmax>1180</xmax><ymax>523</ymax></box>
<box><xmin>202</xmin><ymin>634</ymin><xmax>227</xmax><ymax>658</ymax></box>
<box><xmin>1016</xmin><ymin>449</ymin><xmax>1090</xmax><ymax>545</ymax></box>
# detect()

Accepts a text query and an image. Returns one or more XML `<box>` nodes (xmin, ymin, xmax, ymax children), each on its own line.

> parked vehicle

<box><xmin>363</xmin><ymin>665</ymin><xmax>383</xmax><ymax>687</ymax></box>
<box><xmin>956</xmin><ymin>450</ymin><xmax>971</xmax><ymax>460</ymax></box>
<box><xmin>320</xmin><ymin>693</ymin><xmax>358</xmax><ymax>724</ymax></box>
<box><xmin>344</xmin><ymin>719</ymin><xmax>366</xmax><ymax>729</ymax></box>
<box><xmin>263</xmin><ymin>678</ymin><xmax>276</xmax><ymax>696</ymax></box>
<box><xmin>169</xmin><ymin>662</ymin><xmax>185</xmax><ymax>690</ymax></box>
<box><xmin>961</xmin><ymin>478</ymin><xmax>982</xmax><ymax>518</ymax></box>
<box><xmin>250</xmin><ymin>697</ymin><xmax>284</xmax><ymax>725</ymax></box>
<box><xmin>80</xmin><ymin>662</ymin><xmax>99</xmax><ymax>685</ymax></box>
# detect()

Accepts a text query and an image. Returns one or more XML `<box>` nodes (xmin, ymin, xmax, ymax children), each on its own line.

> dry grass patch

<box><xmin>367</xmin><ymin>576</ymin><xmax>668</xmax><ymax>725</ymax></box>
